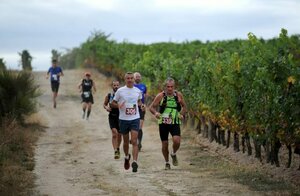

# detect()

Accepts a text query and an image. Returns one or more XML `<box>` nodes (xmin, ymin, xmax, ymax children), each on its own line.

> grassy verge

<box><xmin>0</xmin><ymin>116</ymin><xmax>43</xmax><ymax>195</ymax></box>
<box><xmin>184</xmin><ymin>134</ymin><xmax>300</xmax><ymax>195</ymax></box>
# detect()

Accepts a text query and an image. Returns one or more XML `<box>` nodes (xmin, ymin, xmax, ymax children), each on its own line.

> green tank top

<box><xmin>158</xmin><ymin>96</ymin><xmax>181</xmax><ymax>125</ymax></box>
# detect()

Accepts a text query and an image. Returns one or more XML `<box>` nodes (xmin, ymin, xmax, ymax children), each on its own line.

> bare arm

<box><xmin>103</xmin><ymin>95</ymin><xmax>111</xmax><ymax>112</ymax></box>
<box><xmin>77</xmin><ymin>79</ymin><xmax>83</xmax><ymax>92</ymax></box>
<box><xmin>149</xmin><ymin>92</ymin><xmax>163</xmax><ymax>119</ymax></box>
<box><xmin>138</xmin><ymin>99</ymin><xmax>142</xmax><ymax>107</ymax></box>
<box><xmin>138</xmin><ymin>99</ymin><xmax>146</xmax><ymax>111</ymax></box>
<box><xmin>178</xmin><ymin>91</ymin><xmax>187</xmax><ymax>119</ymax></box>
<box><xmin>58</xmin><ymin>67</ymin><xmax>64</xmax><ymax>77</ymax></box>
<box><xmin>110</xmin><ymin>100</ymin><xmax>119</xmax><ymax>109</ymax></box>
<box><xmin>92</xmin><ymin>80</ymin><xmax>96</xmax><ymax>93</ymax></box>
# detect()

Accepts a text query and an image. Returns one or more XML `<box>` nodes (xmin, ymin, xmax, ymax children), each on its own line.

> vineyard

<box><xmin>59</xmin><ymin>29</ymin><xmax>300</xmax><ymax>170</ymax></box>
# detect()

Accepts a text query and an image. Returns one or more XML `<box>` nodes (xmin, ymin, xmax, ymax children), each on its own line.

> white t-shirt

<box><xmin>113</xmin><ymin>86</ymin><xmax>142</xmax><ymax>120</ymax></box>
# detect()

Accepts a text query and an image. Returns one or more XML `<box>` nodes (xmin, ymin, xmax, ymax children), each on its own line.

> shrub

<box><xmin>0</xmin><ymin>70</ymin><xmax>40</xmax><ymax>124</ymax></box>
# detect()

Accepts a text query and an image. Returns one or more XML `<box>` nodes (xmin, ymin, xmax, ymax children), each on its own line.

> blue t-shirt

<box><xmin>134</xmin><ymin>83</ymin><xmax>147</xmax><ymax>104</ymax></box>
<box><xmin>48</xmin><ymin>66</ymin><xmax>63</xmax><ymax>82</ymax></box>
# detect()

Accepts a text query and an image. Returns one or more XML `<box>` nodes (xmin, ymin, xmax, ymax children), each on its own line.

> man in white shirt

<box><xmin>111</xmin><ymin>72</ymin><xmax>142</xmax><ymax>172</ymax></box>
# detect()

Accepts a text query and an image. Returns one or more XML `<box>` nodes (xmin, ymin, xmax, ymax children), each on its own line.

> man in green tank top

<box><xmin>149</xmin><ymin>77</ymin><xmax>187</xmax><ymax>170</ymax></box>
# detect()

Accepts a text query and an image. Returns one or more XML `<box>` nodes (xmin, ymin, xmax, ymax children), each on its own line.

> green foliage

<box><xmin>19</xmin><ymin>50</ymin><xmax>32</xmax><ymax>71</ymax></box>
<box><xmin>0</xmin><ymin>70</ymin><xmax>40</xmax><ymax>123</ymax></box>
<box><xmin>51</xmin><ymin>49</ymin><xmax>61</xmax><ymax>61</ymax></box>
<box><xmin>60</xmin><ymin>29</ymin><xmax>300</xmax><ymax>146</ymax></box>
<box><xmin>0</xmin><ymin>58</ymin><xmax>6</xmax><ymax>70</ymax></box>
<box><xmin>59</xmin><ymin>47</ymin><xmax>82</xmax><ymax>69</ymax></box>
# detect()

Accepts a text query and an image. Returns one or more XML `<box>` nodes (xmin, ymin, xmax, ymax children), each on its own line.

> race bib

<box><xmin>125</xmin><ymin>103</ymin><xmax>136</xmax><ymax>115</ymax></box>
<box><xmin>162</xmin><ymin>113</ymin><xmax>172</xmax><ymax>124</ymax></box>
<box><xmin>52</xmin><ymin>74</ymin><xmax>58</xmax><ymax>81</ymax></box>
<box><xmin>83</xmin><ymin>92</ymin><xmax>90</xmax><ymax>98</ymax></box>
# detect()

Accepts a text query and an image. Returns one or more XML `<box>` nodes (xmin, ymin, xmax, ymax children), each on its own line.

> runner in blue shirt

<box><xmin>46</xmin><ymin>59</ymin><xmax>64</xmax><ymax>108</ymax></box>
<box><xmin>134</xmin><ymin>72</ymin><xmax>147</xmax><ymax>151</ymax></box>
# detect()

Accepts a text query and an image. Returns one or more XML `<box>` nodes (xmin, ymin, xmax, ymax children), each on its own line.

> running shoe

<box><xmin>114</xmin><ymin>150</ymin><xmax>120</xmax><ymax>159</ymax></box>
<box><xmin>171</xmin><ymin>154</ymin><xmax>178</xmax><ymax>166</ymax></box>
<box><xmin>124</xmin><ymin>154</ymin><xmax>131</xmax><ymax>170</ymax></box>
<box><xmin>132</xmin><ymin>162</ymin><xmax>138</xmax><ymax>172</ymax></box>
<box><xmin>165</xmin><ymin>163</ymin><xmax>171</xmax><ymax>170</ymax></box>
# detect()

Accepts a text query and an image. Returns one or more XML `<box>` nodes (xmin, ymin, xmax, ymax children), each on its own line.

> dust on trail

<box><xmin>33</xmin><ymin>69</ymin><xmax>261</xmax><ymax>196</ymax></box>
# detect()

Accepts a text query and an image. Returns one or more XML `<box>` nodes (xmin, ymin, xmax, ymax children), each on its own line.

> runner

<box><xmin>149</xmin><ymin>77</ymin><xmax>187</xmax><ymax>170</ymax></box>
<box><xmin>103</xmin><ymin>80</ymin><xmax>122</xmax><ymax>159</ymax></box>
<box><xmin>133</xmin><ymin>72</ymin><xmax>147</xmax><ymax>151</ymax></box>
<box><xmin>111</xmin><ymin>72</ymin><xmax>142</xmax><ymax>172</ymax></box>
<box><xmin>78</xmin><ymin>72</ymin><xmax>96</xmax><ymax>120</ymax></box>
<box><xmin>46</xmin><ymin>59</ymin><xmax>64</xmax><ymax>108</ymax></box>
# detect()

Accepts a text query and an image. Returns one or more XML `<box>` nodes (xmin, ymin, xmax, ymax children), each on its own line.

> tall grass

<box><xmin>0</xmin><ymin>117</ymin><xmax>41</xmax><ymax>195</ymax></box>
<box><xmin>0</xmin><ymin>70</ymin><xmax>40</xmax><ymax>124</ymax></box>
<box><xmin>0</xmin><ymin>70</ymin><xmax>42</xmax><ymax>195</ymax></box>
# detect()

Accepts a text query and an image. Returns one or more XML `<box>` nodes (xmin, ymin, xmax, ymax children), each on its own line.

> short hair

<box><xmin>112</xmin><ymin>80</ymin><xmax>119</xmax><ymax>85</ymax></box>
<box><xmin>134</xmin><ymin>72</ymin><xmax>141</xmax><ymax>78</ymax></box>
<box><xmin>125</xmin><ymin>72</ymin><xmax>133</xmax><ymax>78</ymax></box>
<box><xmin>52</xmin><ymin>59</ymin><xmax>57</xmax><ymax>63</ymax></box>
<box><xmin>85</xmin><ymin>72</ymin><xmax>91</xmax><ymax>76</ymax></box>
<box><xmin>164</xmin><ymin>77</ymin><xmax>175</xmax><ymax>86</ymax></box>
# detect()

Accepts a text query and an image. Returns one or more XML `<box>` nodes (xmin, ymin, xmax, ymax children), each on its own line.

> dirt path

<box><xmin>33</xmin><ymin>70</ymin><xmax>266</xmax><ymax>196</ymax></box>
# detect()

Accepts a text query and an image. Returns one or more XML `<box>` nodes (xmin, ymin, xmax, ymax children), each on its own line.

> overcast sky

<box><xmin>1</xmin><ymin>0</ymin><xmax>299</xmax><ymax>70</ymax></box>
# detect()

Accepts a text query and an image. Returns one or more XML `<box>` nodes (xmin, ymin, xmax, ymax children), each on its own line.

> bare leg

<box><xmin>172</xmin><ymin>136</ymin><xmax>181</xmax><ymax>154</ymax></box>
<box><xmin>86</xmin><ymin>103</ymin><xmax>92</xmax><ymax>118</ymax></box>
<box><xmin>162</xmin><ymin>141</ymin><xmax>169</xmax><ymax>162</ymax></box>
<box><xmin>82</xmin><ymin>103</ymin><xmax>87</xmax><ymax>118</ymax></box>
<box><xmin>82</xmin><ymin>102</ymin><xmax>87</xmax><ymax>111</ymax></box>
<box><xmin>117</xmin><ymin>132</ymin><xmax>122</xmax><ymax>148</ymax></box>
<box><xmin>131</xmin><ymin>130</ymin><xmax>139</xmax><ymax>161</ymax></box>
<box><xmin>111</xmin><ymin>128</ymin><xmax>119</xmax><ymax>150</ymax></box>
<box><xmin>123</xmin><ymin>133</ymin><xmax>130</xmax><ymax>156</ymax></box>
<box><xmin>53</xmin><ymin>92</ymin><xmax>58</xmax><ymax>107</ymax></box>
<box><xmin>138</xmin><ymin>119</ymin><xmax>144</xmax><ymax>149</ymax></box>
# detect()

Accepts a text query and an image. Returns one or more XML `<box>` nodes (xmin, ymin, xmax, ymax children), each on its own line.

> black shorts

<box><xmin>119</xmin><ymin>119</ymin><xmax>140</xmax><ymax>135</ymax></box>
<box><xmin>109</xmin><ymin>114</ymin><xmax>119</xmax><ymax>130</ymax></box>
<box><xmin>51</xmin><ymin>81</ymin><xmax>60</xmax><ymax>93</ymax></box>
<box><xmin>139</xmin><ymin>107</ymin><xmax>146</xmax><ymax>120</ymax></box>
<box><xmin>81</xmin><ymin>92</ymin><xmax>94</xmax><ymax>104</ymax></box>
<box><xmin>159</xmin><ymin>124</ymin><xmax>181</xmax><ymax>141</ymax></box>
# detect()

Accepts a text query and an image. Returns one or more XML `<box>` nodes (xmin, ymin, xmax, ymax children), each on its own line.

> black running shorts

<box><xmin>109</xmin><ymin>114</ymin><xmax>120</xmax><ymax>130</ymax></box>
<box><xmin>119</xmin><ymin>119</ymin><xmax>140</xmax><ymax>135</ymax></box>
<box><xmin>51</xmin><ymin>81</ymin><xmax>60</xmax><ymax>93</ymax></box>
<box><xmin>81</xmin><ymin>92</ymin><xmax>94</xmax><ymax>104</ymax></box>
<box><xmin>159</xmin><ymin>124</ymin><xmax>181</xmax><ymax>141</ymax></box>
